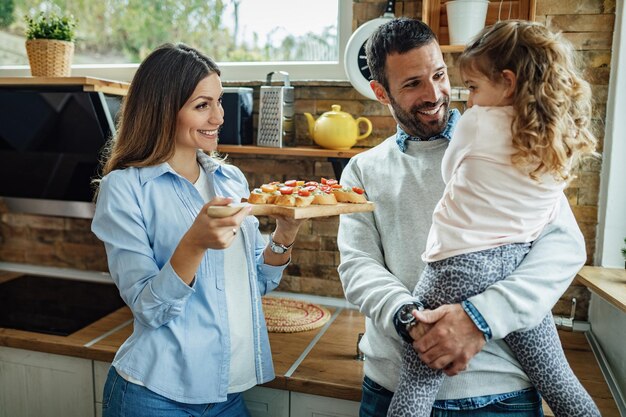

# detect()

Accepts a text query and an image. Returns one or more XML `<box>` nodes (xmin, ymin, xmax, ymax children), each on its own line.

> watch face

<box><xmin>399</xmin><ymin>305</ymin><xmax>417</xmax><ymax>324</ymax></box>
<box><xmin>270</xmin><ymin>242</ymin><xmax>287</xmax><ymax>254</ymax></box>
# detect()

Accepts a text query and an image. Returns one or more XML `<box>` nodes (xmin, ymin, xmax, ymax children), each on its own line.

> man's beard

<box><xmin>388</xmin><ymin>94</ymin><xmax>450</xmax><ymax>139</ymax></box>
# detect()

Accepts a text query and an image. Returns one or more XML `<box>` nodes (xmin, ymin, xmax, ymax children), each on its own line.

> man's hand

<box><xmin>412</xmin><ymin>304</ymin><xmax>485</xmax><ymax>376</ymax></box>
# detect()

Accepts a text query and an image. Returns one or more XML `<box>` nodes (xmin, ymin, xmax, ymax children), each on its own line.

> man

<box><xmin>337</xmin><ymin>18</ymin><xmax>586</xmax><ymax>416</ymax></box>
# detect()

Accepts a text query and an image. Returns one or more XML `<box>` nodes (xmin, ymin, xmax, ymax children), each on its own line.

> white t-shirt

<box><xmin>422</xmin><ymin>106</ymin><xmax>565</xmax><ymax>262</ymax></box>
<box><xmin>193</xmin><ymin>166</ymin><xmax>256</xmax><ymax>393</ymax></box>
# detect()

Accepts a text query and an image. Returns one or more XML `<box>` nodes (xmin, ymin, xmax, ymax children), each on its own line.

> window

<box><xmin>0</xmin><ymin>0</ymin><xmax>352</xmax><ymax>81</ymax></box>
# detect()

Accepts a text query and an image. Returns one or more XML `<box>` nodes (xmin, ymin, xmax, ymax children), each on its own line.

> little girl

<box><xmin>388</xmin><ymin>21</ymin><xmax>600</xmax><ymax>417</ymax></box>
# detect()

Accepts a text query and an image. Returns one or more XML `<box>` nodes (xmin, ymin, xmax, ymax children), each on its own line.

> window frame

<box><xmin>0</xmin><ymin>1</ymin><xmax>352</xmax><ymax>82</ymax></box>
<box><xmin>596</xmin><ymin>0</ymin><xmax>625</xmax><ymax>268</ymax></box>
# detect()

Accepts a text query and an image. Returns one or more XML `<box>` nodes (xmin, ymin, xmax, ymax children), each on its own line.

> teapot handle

<box><xmin>355</xmin><ymin>117</ymin><xmax>373</xmax><ymax>141</ymax></box>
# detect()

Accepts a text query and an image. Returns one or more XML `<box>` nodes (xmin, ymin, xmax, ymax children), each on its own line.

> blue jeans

<box><xmin>102</xmin><ymin>366</ymin><xmax>252</xmax><ymax>417</ymax></box>
<box><xmin>360</xmin><ymin>375</ymin><xmax>544</xmax><ymax>417</ymax></box>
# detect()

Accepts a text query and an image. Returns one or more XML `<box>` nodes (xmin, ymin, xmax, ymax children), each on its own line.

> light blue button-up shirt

<box><xmin>92</xmin><ymin>151</ymin><xmax>286</xmax><ymax>404</ymax></box>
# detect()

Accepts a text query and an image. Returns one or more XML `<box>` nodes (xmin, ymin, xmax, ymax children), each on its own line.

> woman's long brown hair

<box><xmin>99</xmin><ymin>43</ymin><xmax>220</xmax><ymax>179</ymax></box>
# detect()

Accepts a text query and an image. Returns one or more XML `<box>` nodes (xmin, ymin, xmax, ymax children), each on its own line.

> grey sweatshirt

<box><xmin>337</xmin><ymin>136</ymin><xmax>586</xmax><ymax>399</ymax></box>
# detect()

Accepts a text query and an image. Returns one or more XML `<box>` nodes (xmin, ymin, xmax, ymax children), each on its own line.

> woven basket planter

<box><xmin>25</xmin><ymin>39</ymin><xmax>74</xmax><ymax>77</ymax></box>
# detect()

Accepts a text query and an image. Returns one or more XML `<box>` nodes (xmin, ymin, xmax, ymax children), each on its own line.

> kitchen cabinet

<box><xmin>94</xmin><ymin>360</ymin><xmax>110</xmax><ymax>417</ymax></box>
<box><xmin>290</xmin><ymin>392</ymin><xmax>359</xmax><ymax>417</ymax></box>
<box><xmin>0</xmin><ymin>346</ymin><xmax>95</xmax><ymax>417</ymax></box>
<box><xmin>243</xmin><ymin>386</ymin><xmax>290</xmax><ymax>417</ymax></box>
<box><xmin>243</xmin><ymin>387</ymin><xmax>359</xmax><ymax>417</ymax></box>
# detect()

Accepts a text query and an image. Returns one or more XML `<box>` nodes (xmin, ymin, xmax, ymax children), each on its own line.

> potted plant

<box><xmin>24</xmin><ymin>10</ymin><xmax>76</xmax><ymax>77</ymax></box>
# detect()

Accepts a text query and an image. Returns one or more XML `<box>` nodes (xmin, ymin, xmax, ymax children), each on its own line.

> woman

<box><xmin>92</xmin><ymin>43</ymin><xmax>304</xmax><ymax>417</ymax></box>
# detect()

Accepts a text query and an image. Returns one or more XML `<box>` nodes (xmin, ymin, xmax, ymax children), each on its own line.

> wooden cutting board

<box><xmin>206</xmin><ymin>202</ymin><xmax>375</xmax><ymax>219</ymax></box>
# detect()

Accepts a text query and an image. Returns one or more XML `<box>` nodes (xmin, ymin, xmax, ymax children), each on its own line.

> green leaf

<box><xmin>24</xmin><ymin>11</ymin><xmax>77</xmax><ymax>42</ymax></box>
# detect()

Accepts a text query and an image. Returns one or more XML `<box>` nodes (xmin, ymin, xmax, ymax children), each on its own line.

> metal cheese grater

<box><xmin>257</xmin><ymin>71</ymin><xmax>294</xmax><ymax>147</ymax></box>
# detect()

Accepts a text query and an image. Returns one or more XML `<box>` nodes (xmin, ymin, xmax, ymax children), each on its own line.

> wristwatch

<box><xmin>269</xmin><ymin>232</ymin><xmax>294</xmax><ymax>254</ymax></box>
<box><xmin>393</xmin><ymin>302</ymin><xmax>425</xmax><ymax>344</ymax></box>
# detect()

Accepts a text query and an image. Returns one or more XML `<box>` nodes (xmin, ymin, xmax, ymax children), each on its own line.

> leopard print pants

<box><xmin>387</xmin><ymin>244</ymin><xmax>600</xmax><ymax>417</ymax></box>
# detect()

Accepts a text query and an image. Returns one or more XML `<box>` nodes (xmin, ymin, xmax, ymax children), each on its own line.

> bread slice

<box><xmin>248</xmin><ymin>189</ymin><xmax>271</xmax><ymax>204</ymax></box>
<box><xmin>294</xmin><ymin>194</ymin><xmax>314</xmax><ymax>207</ymax></box>
<box><xmin>275</xmin><ymin>194</ymin><xmax>296</xmax><ymax>206</ymax></box>
<box><xmin>248</xmin><ymin>184</ymin><xmax>282</xmax><ymax>204</ymax></box>
<box><xmin>333</xmin><ymin>187</ymin><xmax>367</xmax><ymax>204</ymax></box>
<box><xmin>312</xmin><ymin>191</ymin><xmax>337</xmax><ymax>205</ymax></box>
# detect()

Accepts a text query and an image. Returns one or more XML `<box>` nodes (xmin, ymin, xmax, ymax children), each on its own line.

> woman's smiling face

<box><xmin>174</xmin><ymin>73</ymin><xmax>224</xmax><ymax>156</ymax></box>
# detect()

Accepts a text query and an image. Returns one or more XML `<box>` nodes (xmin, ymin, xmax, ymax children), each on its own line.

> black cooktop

<box><xmin>0</xmin><ymin>274</ymin><xmax>126</xmax><ymax>336</ymax></box>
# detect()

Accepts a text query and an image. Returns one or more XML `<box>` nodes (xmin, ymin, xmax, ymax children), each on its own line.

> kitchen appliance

<box><xmin>0</xmin><ymin>274</ymin><xmax>125</xmax><ymax>336</ymax></box>
<box><xmin>0</xmin><ymin>84</ymin><xmax>121</xmax><ymax>218</ymax></box>
<box><xmin>219</xmin><ymin>87</ymin><xmax>253</xmax><ymax>145</ymax></box>
<box><xmin>257</xmin><ymin>71</ymin><xmax>294</xmax><ymax>147</ymax></box>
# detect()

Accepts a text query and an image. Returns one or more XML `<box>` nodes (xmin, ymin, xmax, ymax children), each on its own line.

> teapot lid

<box><xmin>324</xmin><ymin>104</ymin><xmax>349</xmax><ymax>117</ymax></box>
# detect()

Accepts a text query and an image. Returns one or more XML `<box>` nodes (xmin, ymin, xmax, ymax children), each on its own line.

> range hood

<box><xmin>0</xmin><ymin>82</ymin><xmax>122</xmax><ymax>219</ymax></box>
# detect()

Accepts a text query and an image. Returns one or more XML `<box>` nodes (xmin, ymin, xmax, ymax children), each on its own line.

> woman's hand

<box><xmin>171</xmin><ymin>196</ymin><xmax>251</xmax><ymax>284</ymax></box>
<box><xmin>263</xmin><ymin>215</ymin><xmax>307</xmax><ymax>266</ymax></box>
<box><xmin>272</xmin><ymin>215</ymin><xmax>306</xmax><ymax>247</ymax></box>
<box><xmin>186</xmin><ymin>197</ymin><xmax>251</xmax><ymax>250</ymax></box>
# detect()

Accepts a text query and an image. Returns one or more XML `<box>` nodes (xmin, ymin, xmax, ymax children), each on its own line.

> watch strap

<box><xmin>269</xmin><ymin>232</ymin><xmax>294</xmax><ymax>254</ymax></box>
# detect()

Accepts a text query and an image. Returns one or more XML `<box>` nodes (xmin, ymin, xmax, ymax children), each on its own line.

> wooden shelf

<box><xmin>217</xmin><ymin>145</ymin><xmax>366</xmax><ymax>159</ymax></box>
<box><xmin>0</xmin><ymin>76</ymin><xmax>129</xmax><ymax>96</ymax></box>
<box><xmin>576</xmin><ymin>266</ymin><xmax>626</xmax><ymax>313</ymax></box>
<box><xmin>422</xmin><ymin>0</ymin><xmax>537</xmax><ymax>49</ymax></box>
<box><xmin>440</xmin><ymin>45</ymin><xmax>465</xmax><ymax>53</ymax></box>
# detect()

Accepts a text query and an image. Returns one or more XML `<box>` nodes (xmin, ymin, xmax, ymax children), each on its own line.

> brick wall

<box><xmin>0</xmin><ymin>1</ymin><xmax>616</xmax><ymax>315</ymax></box>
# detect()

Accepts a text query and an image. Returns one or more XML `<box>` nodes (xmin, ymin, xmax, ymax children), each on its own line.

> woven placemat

<box><xmin>262</xmin><ymin>297</ymin><xmax>331</xmax><ymax>333</ymax></box>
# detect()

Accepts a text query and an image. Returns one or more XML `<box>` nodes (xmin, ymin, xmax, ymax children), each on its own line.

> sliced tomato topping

<box><xmin>284</xmin><ymin>179</ymin><xmax>297</xmax><ymax>187</ymax></box>
<box><xmin>330</xmin><ymin>183</ymin><xmax>342</xmax><ymax>189</ymax></box>
<box><xmin>352</xmin><ymin>186</ymin><xmax>365</xmax><ymax>194</ymax></box>
<box><xmin>325</xmin><ymin>179</ymin><xmax>338</xmax><ymax>186</ymax></box>
<box><xmin>297</xmin><ymin>189</ymin><xmax>311</xmax><ymax>197</ymax></box>
<box><xmin>269</xmin><ymin>181</ymin><xmax>281</xmax><ymax>185</ymax></box>
<box><xmin>279</xmin><ymin>186</ymin><xmax>294</xmax><ymax>195</ymax></box>
<box><xmin>305</xmin><ymin>181</ymin><xmax>319</xmax><ymax>187</ymax></box>
<box><xmin>304</xmin><ymin>185</ymin><xmax>317</xmax><ymax>192</ymax></box>
<box><xmin>321</xmin><ymin>177</ymin><xmax>328</xmax><ymax>185</ymax></box>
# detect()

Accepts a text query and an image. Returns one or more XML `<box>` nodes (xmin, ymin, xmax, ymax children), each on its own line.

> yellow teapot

<box><xmin>304</xmin><ymin>105</ymin><xmax>372</xmax><ymax>150</ymax></box>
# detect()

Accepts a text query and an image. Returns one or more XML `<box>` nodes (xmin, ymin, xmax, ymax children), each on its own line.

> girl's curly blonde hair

<box><xmin>458</xmin><ymin>20</ymin><xmax>596</xmax><ymax>182</ymax></box>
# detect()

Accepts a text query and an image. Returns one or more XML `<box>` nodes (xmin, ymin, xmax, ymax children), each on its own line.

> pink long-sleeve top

<box><xmin>422</xmin><ymin>106</ymin><xmax>565</xmax><ymax>263</ymax></box>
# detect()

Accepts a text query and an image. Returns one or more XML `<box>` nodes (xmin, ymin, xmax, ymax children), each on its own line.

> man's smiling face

<box><xmin>373</xmin><ymin>41</ymin><xmax>451</xmax><ymax>139</ymax></box>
